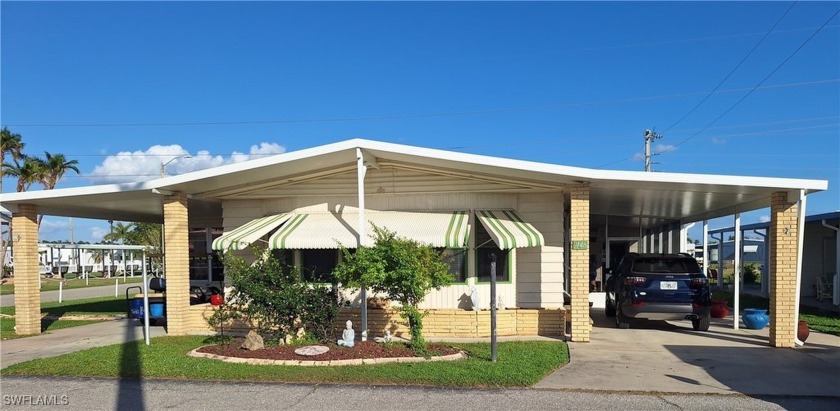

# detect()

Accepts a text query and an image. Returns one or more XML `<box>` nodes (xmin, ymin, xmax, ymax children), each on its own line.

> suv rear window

<box><xmin>631</xmin><ymin>258</ymin><xmax>701</xmax><ymax>274</ymax></box>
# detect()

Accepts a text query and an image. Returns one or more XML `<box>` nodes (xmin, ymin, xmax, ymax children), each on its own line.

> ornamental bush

<box><xmin>219</xmin><ymin>249</ymin><xmax>340</xmax><ymax>343</ymax></box>
<box><xmin>333</xmin><ymin>225</ymin><xmax>452</xmax><ymax>354</ymax></box>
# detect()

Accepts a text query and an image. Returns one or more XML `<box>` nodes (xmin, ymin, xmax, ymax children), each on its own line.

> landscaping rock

<box><xmin>241</xmin><ymin>330</ymin><xmax>265</xmax><ymax>351</ymax></box>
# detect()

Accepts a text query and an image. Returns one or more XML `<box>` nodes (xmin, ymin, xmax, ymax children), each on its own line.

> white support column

<box><xmin>734</xmin><ymin>213</ymin><xmax>741</xmax><ymax>330</ymax></box>
<box><xmin>702</xmin><ymin>220</ymin><xmax>708</xmax><ymax>276</ymax></box>
<box><xmin>794</xmin><ymin>190</ymin><xmax>807</xmax><ymax>346</ymax></box>
<box><xmin>356</xmin><ymin>148</ymin><xmax>368</xmax><ymax>339</ymax></box>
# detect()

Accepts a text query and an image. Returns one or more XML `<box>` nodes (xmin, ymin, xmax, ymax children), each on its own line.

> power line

<box><xmin>657</xmin><ymin>8</ymin><xmax>840</xmax><ymax>157</ymax></box>
<box><xmin>661</xmin><ymin>2</ymin><xmax>798</xmax><ymax>133</ymax></box>
<box><xmin>3</xmin><ymin>78</ymin><xmax>837</xmax><ymax>128</ymax></box>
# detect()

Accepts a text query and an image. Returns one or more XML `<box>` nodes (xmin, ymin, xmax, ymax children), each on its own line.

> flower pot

<box><xmin>798</xmin><ymin>320</ymin><xmax>810</xmax><ymax>342</ymax></box>
<box><xmin>742</xmin><ymin>308</ymin><xmax>769</xmax><ymax>330</ymax></box>
<box><xmin>710</xmin><ymin>300</ymin><xmax>729</xmax><ymax>318</ymax></box>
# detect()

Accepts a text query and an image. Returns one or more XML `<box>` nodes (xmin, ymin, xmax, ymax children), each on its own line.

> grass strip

<box><xmin>0</xmin><ymin>296</ymin><xmax>128</xmax><ymax>317</ymax></box>
<box><xmin>0</xmin><ymin>336</ymin><xmax>569</xmax><ymax>387</ymax></box>
<box><xmin>1</xmin><ymin>276</ymin><xmax>143</xmax><ymax>295</ymax></box>
<box><xmin>712</xmin><ymin>291</ymin><xmax>840</xmax><ymax>336</ymax></box>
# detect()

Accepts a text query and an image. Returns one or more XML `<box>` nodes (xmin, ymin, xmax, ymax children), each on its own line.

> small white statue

<box><xmin>361</xmin><ymin>330</ymin><xmax>368</xmax><ymax>342</ymax></box>
<box><xmin>384</xmin><ymin>330</ymin><xmax>392</xmax><ymax>343</ymax></box>
<box><xmin>337</xmin><ymin>320</ymin><xmax>355</xmax><ymax>347</ymax></box>
<box><xmin>470</xmin><ymin>287</ymin><xmax>481</xmax><ymax>311</ymax></box>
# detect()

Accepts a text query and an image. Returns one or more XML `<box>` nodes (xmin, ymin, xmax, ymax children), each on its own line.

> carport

<box><xmin>3</xmin><ymin>139</ymin><xmax>828</xmax><ymax>348</ymax></box>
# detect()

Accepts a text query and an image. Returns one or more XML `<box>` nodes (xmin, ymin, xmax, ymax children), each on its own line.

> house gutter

<box><xmin>821</xmin><ymin>219</ymin><xmax>840</xmax><ymax>307</ymax></box>
<box><xmin>794</xmin><ymin>191</ymin><xmax>806</xmax><ymax>347</ymax></box>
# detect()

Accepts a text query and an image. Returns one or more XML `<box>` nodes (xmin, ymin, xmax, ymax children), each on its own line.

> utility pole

<box><xmin>644</xmin><ymin>129</ymin><xmax>663</xmax><ymax>172</ymax></box>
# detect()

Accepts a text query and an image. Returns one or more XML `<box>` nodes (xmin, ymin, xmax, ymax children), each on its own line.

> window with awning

<box><xmin>211</xmin><ymin>213</ymin><xmax>292</xmax><ymax>251</ymax></box>
<box><xmin>475</xmin><ymin>210</ymin><xmax>544</xmax><ymax>249</ymax></box>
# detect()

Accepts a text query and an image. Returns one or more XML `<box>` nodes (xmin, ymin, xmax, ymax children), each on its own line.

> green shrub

<box><xmin>218</xmin><ymin>249</ymin><xmax>341</xmax><ymax>342</ymax></box>
<box><xmin>334</xmin><ymin>225</ymin><xmax>452</xmax><ymax>355</ymax></box>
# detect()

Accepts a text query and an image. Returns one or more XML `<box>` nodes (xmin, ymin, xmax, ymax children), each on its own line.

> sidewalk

<box><xmin>1</xmin><ymin>319</ymin><xmax>167</xmax><ymax>369</ymax></box>
<box><xmin>535</xmin><ymin>301</ymin><xmax>840</xmax><ymax>396</ymax></box>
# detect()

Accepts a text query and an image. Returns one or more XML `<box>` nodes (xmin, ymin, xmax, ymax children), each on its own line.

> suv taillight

<box><xmin>623</xmin><ymin>276</ymin><xmax>647</xmax><ymax>286</ymax></box>
<box><xmin>690</xmin><ymin>277</ymin><xmax>708</xmax><ymax>288</ymax></box>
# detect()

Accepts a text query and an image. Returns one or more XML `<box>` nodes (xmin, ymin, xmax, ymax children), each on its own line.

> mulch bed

<box><xmin>197</xmin><ymin>340</ymin><xmax>461</xmax><ymax>361</ymax></box>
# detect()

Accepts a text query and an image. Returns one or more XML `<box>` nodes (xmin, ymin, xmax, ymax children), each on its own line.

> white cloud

<box><xmin>38</xmin><ymin>219</ymin><xmax>70</xmax><ymax>236</ymax></box>
<box><xmin>759</xmin><ymin>215</ymin><xmax>771</xmax><ymax>223</ymax></box>
<box><xmin>88</xmin><ymin>143</ymin><xmax>286</xmax><ymax>183</ymax></box>
<box><xmin>653</xmin><ymin>143</ymin><xmax>677</xmax><ymax>155</ymax></box>
<box><xmin>89</xmin><ymin>226</ymin><xmax>109</xmax><ymax>242</ymax></box>
<box><xmin>711</xmin><ymin>137</ymin><xmax>726</xmax><ymax>145</ymax></box>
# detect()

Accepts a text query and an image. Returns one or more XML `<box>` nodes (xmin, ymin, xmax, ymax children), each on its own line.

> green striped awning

<box><xmin>211</xmin><ymin>213</ymin><xmax>292</xmax><ymax>251</ymax></box>
<box><xmin>268</xmin><ymin>210</ymin><xmax>470</xmax><ymax>249</ymax></box>
<box><xmin>476</xmin><ymin>210</ymin><xmax>544</xmax><ymax>249</ymax></box>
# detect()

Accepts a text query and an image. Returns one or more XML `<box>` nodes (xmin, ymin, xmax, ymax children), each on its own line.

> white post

<box><xmin>794</xmin><ymin>190</ymin><xmax>807</xmax><ymax>346</ymax></box>
<box><xmin>142</xmin><ymin>250</ymin><xmax>150</xmax><ymax>346</ymax></box>
<box><xmin>356</xmin><ymin>148</ymin><xmax>368</xmax><ymax>338</ymax></box>
<box><xmin>115</xmin><ymin>278</ymin><xmax>119</xmax><ymax>297</ymax></box>
<box><xmin>59</xmin><ymin>280</ymin><xmax>64</xmax><ymax>303</ymax></box>
<box><xmin>702</xmin><ymin>220</ymin><xmax>709</xmax><ymax>278</ymax></box>
<box><xmin>734</xmin><ymin>213</ymin><xmax>741</xmax><ymax>330</ymax></box>
<box><xmin>130</xmin><ymin>251</ymin><xmax>134</xmax><ymax>277</ymax></box>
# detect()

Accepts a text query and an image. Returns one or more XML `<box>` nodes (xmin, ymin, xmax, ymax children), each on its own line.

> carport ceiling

<box><xmin>0</xmin><ymin>139</ymin><xmax>826</xmax><ymax>226</ymax></box>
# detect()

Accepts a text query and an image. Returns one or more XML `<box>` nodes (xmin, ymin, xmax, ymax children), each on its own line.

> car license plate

<box><xmin>660</xmin><ymin>281</ymin><xmax>677</xmax><ymax>290</ymax></box>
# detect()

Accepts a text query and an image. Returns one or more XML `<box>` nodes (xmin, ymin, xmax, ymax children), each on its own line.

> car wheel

<box><xmin>605</xmin><ymin>293</ymin><xmax>616</xmax><ymax>317</ymax></box>
<box><xmin>615</xmin><ymin>301</ymin><xmax>629</xmax><ymax>329</ymax></box>
<box><xmin>692</xmin><ymin>313</ymin><xmax>710</xmax><ymax>331</ymax></box>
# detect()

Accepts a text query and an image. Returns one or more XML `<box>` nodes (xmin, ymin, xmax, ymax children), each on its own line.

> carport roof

<box><xmin>0</xmin><ymin>139</ymin><xmax>828</xmax><ymax>226</ymax></box>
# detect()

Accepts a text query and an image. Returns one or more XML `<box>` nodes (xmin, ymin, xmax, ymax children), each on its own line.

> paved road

<box><xmin>2</xmin><ymin>377</ymin><xmax>838</xmax><ymax>411</ymax></box>
<box><xmin>1</xmin><ymin>280</ymin><xmax>145</xmax><ymax>307</ymax></box>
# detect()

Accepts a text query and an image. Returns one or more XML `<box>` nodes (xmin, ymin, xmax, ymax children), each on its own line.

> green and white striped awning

<box><xmin>268</xmin><ymin>210</ymin><xmax>469</xmax><ymax>249</ymax></box>
<box><xmin>211</xmin><ymin>213</ymin><xmax>292</xmax><ymax>251</ymax></box>
<box><xmin>476</xmin><ymin>210</ymin><xmax>544</xmax><ymax>249</ymax></box>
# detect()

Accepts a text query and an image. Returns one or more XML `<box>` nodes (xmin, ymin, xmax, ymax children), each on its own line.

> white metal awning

<box><xmin>476</xmin><ymin>210</ymin><xmax>545</xmax><ymax>249</ymax></box>
<box><xmin>268</xmin><ymin>210</ymin><xmax>470</xmax><ymax>249</ymax></box>
<box><xmin>211</xmin><ymin>213</ymin><xmax>292</xmax><ymax>251</ymax></box>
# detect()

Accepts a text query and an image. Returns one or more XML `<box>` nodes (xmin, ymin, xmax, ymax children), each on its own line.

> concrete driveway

<box><xmin>536</xmin><ymin>296</ymin><xmax>840</xmax><ymax>397</ymax></box>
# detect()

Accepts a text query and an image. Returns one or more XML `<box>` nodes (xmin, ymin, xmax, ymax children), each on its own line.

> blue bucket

<box><xmin>129</xmin><ymin>298</ymin><xmax>144</xmax><ymax>319</ymax></box>
<box><xmin>149</xmin><ymin>302</ymin><xmax>165</xmax><ymax>318</ymax></box>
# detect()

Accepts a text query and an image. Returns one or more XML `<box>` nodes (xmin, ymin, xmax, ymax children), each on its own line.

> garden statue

<box><xmin>337</xmin><ymin>320</ymin><xmax>355</xmax><ymax>347</ymax></box>
<box><xmin>361</xmin><ymin>330</ymin><xmax>368</xmax><ymax>342</ymax></box>
<box><xmin>470</xmin><ymin>287</ymin><xmax>481</xmax><ymax>311</ymax></box>
<box><xmin>384</xmin><ymin>330</ymin><xmax>392</xmax><ymax>343</ymax></box>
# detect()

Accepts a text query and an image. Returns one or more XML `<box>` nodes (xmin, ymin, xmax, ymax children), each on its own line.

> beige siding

<box><xmin>516</xmin><ymin>192</ymin><xmax>565</xmax><ymax>309</ymax></box>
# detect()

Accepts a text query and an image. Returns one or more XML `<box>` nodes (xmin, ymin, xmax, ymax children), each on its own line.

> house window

<box><xmin>300</xmin><ymin>249</ymin><xmax>338</xmax><ymax>283</ymax></box>
<box><xmin>475</xmin><ymin>222</ymin><xmax>509</xmax><ymax>282</ymax></box>
<box><xmin>439</xmin><ymin>248</ymin><xmax>467</xmax><ymax>283</ymax></box>
<box><xmin>271</xmin><ymin>249</ymin><xmax>296</xmax><ymax>274</ymax></box>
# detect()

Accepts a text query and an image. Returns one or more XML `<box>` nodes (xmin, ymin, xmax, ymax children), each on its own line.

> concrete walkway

<box><xmin>1</xmin><ymin>319</ymin><xmax>167</xmax><ymax>369</ymax></box>
<box><xmin>1</xmin><ymin>280</ymin><xmax>145</xmax><ymax>307</ymax></box>
<box><xmin>535</xmin><ymin>304</ymin><xmax>840</xmax><ymax>397</ymax></box>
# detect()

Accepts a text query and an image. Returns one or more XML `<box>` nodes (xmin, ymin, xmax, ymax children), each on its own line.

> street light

<box><xmin>160</xmin><ymin>155</ymin><xmax>192</xmax><ymax>178</ymax></box>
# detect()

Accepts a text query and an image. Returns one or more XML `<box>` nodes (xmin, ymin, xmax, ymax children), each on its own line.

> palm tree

<box><xmin>1</xmin><ymin>156</ymin><xmax>44</xmax><ymax>192</ymax></box>
<box><xmin>37</xmin><ymin>152</ymin><xmax>80</xmax><ymax>190</ymax></box>
<box><xmin>104</xmin><ymin>222</ymin><xmax>132</xmax><ymax>245</ymax></box>
<box><xmin>0</xmin><ymin>127</ymin><xmax>25</xmax><ymax>194</ymax></box>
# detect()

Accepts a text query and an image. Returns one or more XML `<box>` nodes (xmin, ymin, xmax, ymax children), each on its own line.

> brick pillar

<box><xmin>769</xmin><ymin>191</ymin><xmax>797</xmax><ymax>348</ymax></box>
<box><xmin>13</xmin><ymin>204</ymin><xmax>41</xmax><ymax>335</ymax></box>
<box><xmin>570</xmin><ymin>183</ymin><xmax>591</xmax><ymax>342</ymax></box>
<box><xmin>163</xmin><ymin>193</ymin><xmax>190</xmax><ymax>335</ymax></box>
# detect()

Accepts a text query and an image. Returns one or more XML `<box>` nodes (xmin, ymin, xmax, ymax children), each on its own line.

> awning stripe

<box><xmin>270</xmin><ymin>214</ymin><xmax>309</xmax><ymax>249</ymax></box>
<box><xmin>211</xmin><ymin>213</ymin><xmax>291</xmax><ymax>251</ymax></box>
<box><xmin>266</xmin><ymin>210</ymin><xmax>469</xmax><ymax>249</ymax></box>
<box><xmin>477</xmin><ymin>210</ymin><xmax>545</xmax><ymax>249</ymax></box>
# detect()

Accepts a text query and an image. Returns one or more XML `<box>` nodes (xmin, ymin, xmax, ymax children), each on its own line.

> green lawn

<box><xmin>0</xmin><ymin>296</ymin><xmax>128</xmax><ymax>340</ymax></box>
<box><xmin>1</xmin><ymin>276</ymin><xmax>143</xmax><ymax>295</ymax></box>
<box><xmin>712</xmin><ymin>291</ymin><xmax>840</xmax><ymax>336</ymax></box>
<box><xmin>0</xmin><ymin>336</ymin><xmax>569</xmax><ymax>387</ymax></box>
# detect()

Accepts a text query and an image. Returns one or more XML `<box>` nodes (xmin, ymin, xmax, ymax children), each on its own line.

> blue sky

<box><xmin>2</xmin><ymin>1</ymin><xmax>838</xmax><ymax>243</ymax></box>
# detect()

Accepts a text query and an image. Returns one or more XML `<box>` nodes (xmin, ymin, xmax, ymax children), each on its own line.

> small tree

<box><xmin>334</xmin><ymin>225</ymin><xmax>452</xmax><ymax>354</ymax></box>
